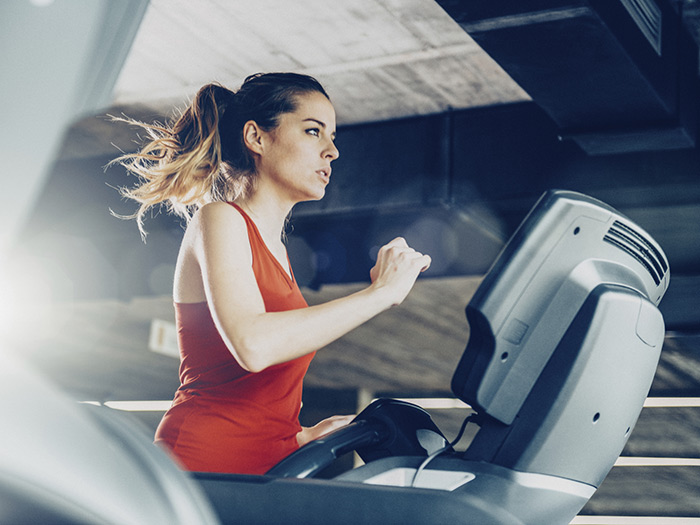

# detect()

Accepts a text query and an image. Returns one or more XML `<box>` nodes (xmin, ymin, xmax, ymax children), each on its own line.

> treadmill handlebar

<box><xmin>267</xmin><ymin>399</ymin><xmax>449</xmax><ymax>478</ymax></box>
<box><xmin>266</xmin><ymin>419</ymin><xmax>389</xmax><ymax>478</ymax></box>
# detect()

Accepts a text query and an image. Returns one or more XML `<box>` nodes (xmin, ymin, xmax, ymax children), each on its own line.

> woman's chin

<box><xmin>300</xmin><ymin>189</ymin><xmax>326</xmax><ymax>203</ymax></box>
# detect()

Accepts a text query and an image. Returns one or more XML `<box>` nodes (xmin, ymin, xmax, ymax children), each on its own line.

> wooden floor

<box><xmin>10</xmin><ymin>276</ymin><xmax>700</xmax><ymax>521</ymax></box>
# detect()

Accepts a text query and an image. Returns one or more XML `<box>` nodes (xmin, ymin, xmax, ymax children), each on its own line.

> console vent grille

<box><xmin>620</xmin><ymin>0</ymin><xmax>662</xmax><ymax>55</ymax></box>
<box><xmin>604</xmin><ymin>220</ymin><xmax>667</xmax><ymax>285</ymax></box>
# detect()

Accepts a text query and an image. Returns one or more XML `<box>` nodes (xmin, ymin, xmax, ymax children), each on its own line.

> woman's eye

<box><xmin>306</xmin><ymin>128</ymin><xmax>320</xmax><ymax>137</ymax></box>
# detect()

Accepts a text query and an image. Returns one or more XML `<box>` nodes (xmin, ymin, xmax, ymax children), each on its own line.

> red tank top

<box><xmin>154</xmin><ymin>203</ymin><xmax>315</xmax><ymax>474</ymax></box>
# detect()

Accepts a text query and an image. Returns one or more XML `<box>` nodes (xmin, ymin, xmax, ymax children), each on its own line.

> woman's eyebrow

<box><xmin>303</xmin><ymin>118</ymin><xmax>326</xmax><ymax>128</ymax></box>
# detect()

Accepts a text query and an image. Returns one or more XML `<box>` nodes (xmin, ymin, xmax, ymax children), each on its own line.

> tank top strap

<box><xmin>228</xmin><ymin>202</ymin><xmax>257</xmax><ymax>234</ymax></box>
<box><xmin>227</xmin><ymin>202</ymin><xmax>294</xmax><ymax>284</ymax></box>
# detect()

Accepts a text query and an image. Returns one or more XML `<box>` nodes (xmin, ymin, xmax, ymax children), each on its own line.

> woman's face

<box><xmin>254</xmin><ymin>91</ymin><xmax>339</xmax><ymax>203</ymax></box>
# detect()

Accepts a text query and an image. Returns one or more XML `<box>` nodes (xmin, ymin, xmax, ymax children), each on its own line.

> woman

<box><xmin>112</xmin><ymin>72</ymin><xmax>431</xmax><ymax>474</ymax></box>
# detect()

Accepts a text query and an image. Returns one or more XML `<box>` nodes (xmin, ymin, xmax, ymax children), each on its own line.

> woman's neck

<box><xmin>235</xmin><ymin>193</ymin><xmax>292</xmax><ymax>244</ymax></box>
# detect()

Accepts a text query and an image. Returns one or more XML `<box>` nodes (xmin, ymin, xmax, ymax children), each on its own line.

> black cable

<box><xmin>410</xmin><ymin>412</ymin><xmax>479</xmax><ymax>488</ymax></box>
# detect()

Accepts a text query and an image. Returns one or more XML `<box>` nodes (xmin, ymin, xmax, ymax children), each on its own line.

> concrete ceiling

<box><xmin>111</xmin><ymin>0</ymin><xmax>528</xmax><ymax>124</ymax></box>
<box><xmin>62</xmin><ymin>0</ymin><xmax>531</xmax><ymax>160</ymax></box>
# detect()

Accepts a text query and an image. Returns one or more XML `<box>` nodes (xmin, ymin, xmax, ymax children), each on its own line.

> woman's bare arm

<box><xmin>191</xmin><ymin>202</ymin><xmax>430</xmax><ymax>373</ymax></box>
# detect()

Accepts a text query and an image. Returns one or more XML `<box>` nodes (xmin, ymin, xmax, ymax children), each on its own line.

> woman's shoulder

<box><xmin>184</xmin><ymin>201</ymin><xmax>250</xmax><ymax>250</ymax></box>
<box><xmin>193</xmin><ymin>201</ymin><xmax>246</xmax><ymax>229</ymax></box>
<box><xmin>176</xmin><ymin>202</ymin><xmax>253</xmax><ymax>302</ymax></box>
<box><xmin>197</xmin><ymin>200</ymin><xmax>238</xmax><ymax>214</ymax></box>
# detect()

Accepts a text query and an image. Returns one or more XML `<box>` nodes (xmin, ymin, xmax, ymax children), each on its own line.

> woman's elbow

<box><xmin>230</xmin><ymin>336</ymin><xmax>271</xmax><ymax>373</ymax></box>
<box><xmin>238</xmin><ymin>357</ymin><xmax>267</xmax><ymax>374</ymax></box>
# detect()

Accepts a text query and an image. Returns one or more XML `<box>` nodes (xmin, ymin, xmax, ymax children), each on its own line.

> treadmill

<box><xmin>0</xmin><ymin>190</ymin><xmax>669</xmax><ymax>524</ymax></box>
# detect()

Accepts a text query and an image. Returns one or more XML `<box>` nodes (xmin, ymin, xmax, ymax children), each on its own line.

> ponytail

<box><xmin>109</xmin><ymin>83</ymin><xmax>243</xmax><ymax>238</ymax></box>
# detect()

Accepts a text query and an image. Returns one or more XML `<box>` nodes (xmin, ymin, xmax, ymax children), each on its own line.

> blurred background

<box><xmin>2</xmin><ymin>0</ymin><xmax>700</xmax><ymax>521</ymax></box>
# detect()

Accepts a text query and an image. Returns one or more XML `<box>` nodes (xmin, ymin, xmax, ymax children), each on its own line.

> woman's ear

<box><xmin>242</xmin><ymin>120</ymin><xmax>264</xmax><ymax>156</ymax></box>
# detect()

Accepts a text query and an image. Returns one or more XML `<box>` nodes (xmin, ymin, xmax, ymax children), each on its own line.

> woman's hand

<box><xmin>369</xmin><ymin>237</ymin><xmax>431</xmax><ymax>307</ymax></box>
<box><xmin>296</xmin><ymin>414</ymin><xmax>355</xmax><ymax>448</ymax></box>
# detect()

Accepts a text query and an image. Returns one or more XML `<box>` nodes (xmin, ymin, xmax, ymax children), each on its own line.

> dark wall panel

<box><xmin>296</xmin><ymin>114</ymin><xmax>450</xmax><ymax>215</ymax></box>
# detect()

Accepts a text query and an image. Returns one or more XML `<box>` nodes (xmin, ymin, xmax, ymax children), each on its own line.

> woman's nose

<box><xmin>325</xmin><ymin>140</ymin><xmax>339</xmax><ymax>161</ymax></box>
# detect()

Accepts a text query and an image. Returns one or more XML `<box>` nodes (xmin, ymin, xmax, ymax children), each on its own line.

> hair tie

<box><xmin>216</xmin><ymin>87</ymin><xmax>235</xmax><ymax>122</ymax></box>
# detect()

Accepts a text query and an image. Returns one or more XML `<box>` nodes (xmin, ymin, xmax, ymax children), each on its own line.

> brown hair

<box><xmin>109</xmin><ymin>72</ymin><xmax>329</xmax><ymax>238</ymax></box>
